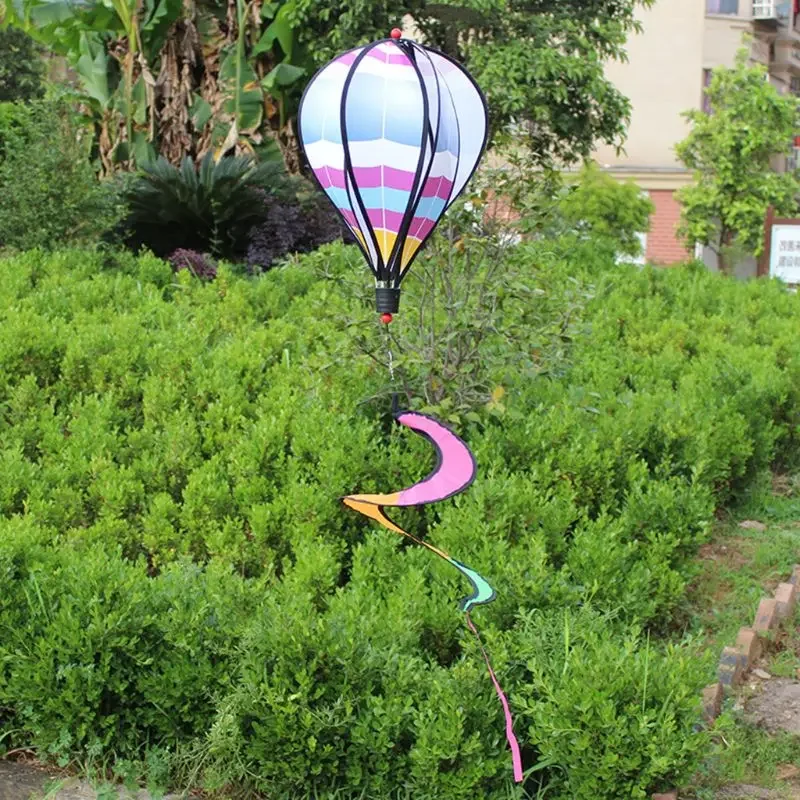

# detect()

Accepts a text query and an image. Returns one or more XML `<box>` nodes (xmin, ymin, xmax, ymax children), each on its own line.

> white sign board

<box><xmin>769</xmin><ymin>224</ymin><xmax>800</xmax><ymax>285</ymax></box>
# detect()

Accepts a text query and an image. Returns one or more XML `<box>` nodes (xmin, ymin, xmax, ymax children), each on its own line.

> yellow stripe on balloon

<box><xmin>368</xmin><ymin>230</ymin><xmax>423</xmax><ymax>271</ymax></box>
<box><xmin>400</xmin><ymin>236</ymin><xmax>422</xmax><ymax>271</ymax></box>
<box><xmin>371</xmin><ymin>228</ymin><xmax>396</xmax><ymax>263</ymax></box>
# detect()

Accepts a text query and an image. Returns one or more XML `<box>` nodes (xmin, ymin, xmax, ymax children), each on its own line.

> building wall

<box><xmin>593</xmin><ymin>2</ymin><xmax>788</xmax><ymax>266</ymax></box>
<box><xmin>645</xmin><ymin>191</ymin><xmax>691</xmax><ymax>264</ymax></box>
<box><xmin>703</xmin><ymin>13</ymin><xmax>760</xmax><ymax>68</ymax></box>
<box><xmin>593</xmin><ymin>0</ymin><xmax>705</xmax><ymax>172</ymax></box>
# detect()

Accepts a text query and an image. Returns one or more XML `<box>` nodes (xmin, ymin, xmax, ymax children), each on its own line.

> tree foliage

<box><xmin>2</xmin><ymin>0</ymin><xmax>652</xmax><ymax>173</ymax></box>
<box><xmin>0</xmin><ymin>27</ymin><xmax>44</xmax><ymax>102</ymax></box>
<box><xmin>0</xmin><ymin>0</ymin><xmax>308</xmax><ymax>171</ymax></box>
<box><xmin>558</xmin><ymin>161</ymin><xmax>653</xmax><ymax>257</ymax></box>
<box><xmin>413</xmin><ymin>0</ymin><xmax>654</xmax><ymax>168</ymax></box>
<box><xmin>0</xmin><ymin>100</ymin><xmax>122</xmax><ymax>250</ymax></box>
<box><xmin>675</xmin><ymin>46</ymin><xmax>800</xmax><ymax>273</ymax></box>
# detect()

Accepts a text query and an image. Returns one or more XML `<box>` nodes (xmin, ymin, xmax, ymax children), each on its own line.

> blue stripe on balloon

<box><xmin>327</xmin><ymin>185</ymin><xmax>446</xmax><ymax>221</ymax></box>
<box><xmin>412</xmin><ymin>196</ymin><xmax>447</xmax><ymax>221</ymax></box>
<box><xmin>299</xmin><ymin>78</ymin><xmax>343</xmax><ymax>144</ymax></box>
<box><xmin>359</xmin><ymin>188</ymin><xmax>413</xmax><ymax>215</ymax></box>
<box><xmin>412</xmin><ymin>195</ymin><xmax>447</xmax><ymax>224</ymax></box>
<box><xmin>321</xmin><ymin>189</ymin><xmax>351</xmax><ymax>214</ymax></box>
<box><xmin>325</xmin><ymin>186</ymin><xmax>411</xmax><ymax>215</ymax></box>
<box><xmin>344</xmin><ymin>73</ymin><xmax>423</xmax><ymax>146</ymax></box>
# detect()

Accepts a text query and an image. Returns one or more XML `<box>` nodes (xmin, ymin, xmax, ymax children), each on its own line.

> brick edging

<box><xmin>653</xmin><ymin>563</ymin><xmax>800</xmax><ymax>800</ymax></box>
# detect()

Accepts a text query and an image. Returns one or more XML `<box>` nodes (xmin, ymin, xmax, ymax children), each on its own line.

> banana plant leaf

<box><xmin>75</xmin><ymin>32</ymin><xmax>110</xmax><ymax>106</ymax></box>
<box><xmin>253</xmin><ymin>1</ymin><xmax>294</xmax><ymax>59</ymax></box>
<box><xmin>220</xmin><ymin>48</ymin><xmax>264</xmax><ymax>133</ymax></box>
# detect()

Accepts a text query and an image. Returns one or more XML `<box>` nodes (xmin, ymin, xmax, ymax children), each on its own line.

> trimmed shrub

<box><xmin>0</xmin><ymin>242</ymin><xmax>798</xmax><ymax>796</ymax></box>
<box><xmin>516</xmin><ymin>608</ymin><xmax>709</xmax><ymax>800</ymax></box>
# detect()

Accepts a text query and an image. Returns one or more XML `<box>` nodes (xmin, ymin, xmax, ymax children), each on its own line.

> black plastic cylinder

<box><xmin>375</xmin><ymin>286</ymin><xmax>401</xmax><ymax>313</ymax></box>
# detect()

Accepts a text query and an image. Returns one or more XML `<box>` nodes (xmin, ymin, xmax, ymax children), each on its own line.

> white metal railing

<box><xmin>753</xmin><ymin>0</ymin><xmax>791</xmax><ymax>19</ymax></box>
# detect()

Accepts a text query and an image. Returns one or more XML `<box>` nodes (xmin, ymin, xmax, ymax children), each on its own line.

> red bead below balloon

<box><xmin>390</xmin><ymin>28</ymin><xmax>402</xmax><ymax>39</ymax></box>
<box><xmin>381</xmin><ymin>313</ymin><xmax>393</xmax><ymax>324</ymax></box>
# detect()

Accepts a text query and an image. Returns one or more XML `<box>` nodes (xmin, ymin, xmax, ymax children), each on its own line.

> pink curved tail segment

<box><xmin>393</xmin><ymin>412</ymin><xmax>476</xmax><ymax>506</ymax></box>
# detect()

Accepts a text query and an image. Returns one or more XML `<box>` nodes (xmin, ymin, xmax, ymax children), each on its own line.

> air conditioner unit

<box><xmin>753</xmin><ymin>0</ymin><xmax>791</xmax><ymax>19</ymax></box>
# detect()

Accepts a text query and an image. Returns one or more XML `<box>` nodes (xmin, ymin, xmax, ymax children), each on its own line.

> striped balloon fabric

<box><xmin>298</xmin><ymin>37</ymin><xmax>488</xmax><ymax>311</ymax></box>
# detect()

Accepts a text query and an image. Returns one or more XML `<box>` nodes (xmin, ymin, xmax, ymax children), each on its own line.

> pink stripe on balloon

<box><xmin>317</xmin><ymin>168</ymin><xmax>346</xmax><ymax>190</ymax></box>
<box><xmin>365</xmin><ymin>48</ymin><xmax>411</xmax><ymax>66</ymax></box>
<box><xmin>318</xmin><ymin>166</ymin><xmax>420</xmax><ymax>195</ymax></box>
<box><xmin>336</xmin><ymin>51</ymin><xmax>358</xmax><ymax>66</ymax></box>
<box><xmin>408</xmin><ymin>217</ymin><xmax>437</xmax><ymax>239</ymax></box>
<box><xmin>367</xmin><ymin>208</ymin><xmax>404</xmax><ymax>232</ymax></box>
<box><xmin>466</xmin><ymin>614</ymin><xmax>524</xmax><ymax>784</ymax></box>
<box><xmin>420</xmin><ymin>178</ymin><xmax>454</xmax><ymax>199</ymax></box>
<box><xmin>381</xmin><ymin>167</ymin><xmax>417</xmax><ymax>191</ymax></box>
<box><xmin>395</xmin><ymin>413</ymin><xmax>475</xmax><ymax>506</ymax></box>
<box><xmin>340</xmin><ymin>208</ymin><xmax>357</xmax><ymax>226</ymax></box>
<box><xmin>321</xmin><ymin>166</ymin><xmax>418</xmax><ymax>191</ymax></box>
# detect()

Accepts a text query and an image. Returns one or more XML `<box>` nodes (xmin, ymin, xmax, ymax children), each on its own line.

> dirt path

<box><xmin>0</xmin><ymin>760</ymin><xmax>181</xmax><ymax>800</ymax></box>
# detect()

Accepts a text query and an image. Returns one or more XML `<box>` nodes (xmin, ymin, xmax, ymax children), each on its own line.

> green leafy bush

<box><xmin>123</xmin><ymin>154</ymin><xmax>283</xmax><ymax>260</ymax></box>
<box><xmin>0</xmin><ymin>28</ymin><xmax>44</xmax><ymax>103</ymax></box>
<box><xmin>558</xmin><ymin>161</ymin><xmax>654</xmax><ymax>258</ymax></box>
<box><xmin>0</xmin><ymin>523</ymin><xmax>263</xmax><ymax>759</ymax></box>
<box><xmin>516</xmin><ymin>608</ymin><xmax>709</xmax><ymax>800</ymax></box>
<box><xmin>0</xmin><ymin>101</ymin><xmax>30</xmax><ymax>158</ymax></box>
<box><xmin>0</xmin><ymin>101</ymin><xmax>122</xmax><ymax>251</ymax></box>
<box><xmin>0</xmin><ymin>242</ymin><xmax>799</xmax><ymax>797</ymax></box>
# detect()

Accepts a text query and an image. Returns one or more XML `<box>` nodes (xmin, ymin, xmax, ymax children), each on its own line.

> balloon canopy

<box><xmin>298</xmin><ymin>36</ymin><xmax>488</xmax><ymax>314</ymax></box>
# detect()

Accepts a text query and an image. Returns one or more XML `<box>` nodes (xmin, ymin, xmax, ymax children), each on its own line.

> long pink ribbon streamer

<box><xmin>466</xmin><ymin>613</ymin><xmax>524</xmax><ymax>783</ymax></box>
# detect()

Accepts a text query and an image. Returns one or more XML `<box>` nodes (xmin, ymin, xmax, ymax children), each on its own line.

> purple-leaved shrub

<box><xmin>169</xmin><ymin>248</ymin><xmax>217</xmax><ymax>280</ymax></box>
<box><xmin>246</xmin><ymin>188</ymin><xmax>352</xmax><ymax>273</ymax></box>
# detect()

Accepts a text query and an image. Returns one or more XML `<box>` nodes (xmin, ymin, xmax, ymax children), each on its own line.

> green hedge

<box><xmin>0</xmin><ymin>101</ymin><xmax>122</xmax><ymax>251</ymax></box>
<box><xmin>1</xmin><ymin>244</ymin><xmax>799</xmax><ymax>797</ymax></box>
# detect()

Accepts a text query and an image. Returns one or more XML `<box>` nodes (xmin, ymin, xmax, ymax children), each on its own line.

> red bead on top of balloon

<box><xmin>381</xmin><ymin>313</ymin><xmax>393</xmax><ymax>324</ymax></box>
<box><xmin>390</xmin><ymin>28</ymin><xmax>402</xmax><ymax>39</ymax></box>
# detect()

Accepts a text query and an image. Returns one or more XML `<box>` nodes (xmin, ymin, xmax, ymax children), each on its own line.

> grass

<box><xmin>687</xmin><ymin>718</ymin><xmax>800</xmax><ymax>799</ymax></box>
<box><xmin>682</xmin><ymin>496</ymin><xmax>800</xmax><ymax>659</ymax></box>
<box><xmin>678</xmin><ymin>482</ymin><xmax>800</xmax><ymax>799</ymax></box>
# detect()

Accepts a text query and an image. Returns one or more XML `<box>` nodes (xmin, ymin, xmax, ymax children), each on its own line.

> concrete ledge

<box><xmin>774</xmin><ymin>582</ymin><xmax>797</xmax><ymax>619</ymax></box>
<box><xmin>754</xmin><ymin>598</ymin><xmax>779</xmax><ymax>633</ymax></box>
<box><xmin>735</xmin><ymin>627</ymin><xmax>762</xmax><ymax>669</ymax></box>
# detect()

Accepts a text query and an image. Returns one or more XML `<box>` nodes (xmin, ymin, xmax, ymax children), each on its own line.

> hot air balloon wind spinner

<box><xmin>298</xmin><ymin>28</ymin><xmax>523</xmax><ymax>784</ymax></box>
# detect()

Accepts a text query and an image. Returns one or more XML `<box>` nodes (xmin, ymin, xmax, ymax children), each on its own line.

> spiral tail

<box><xmin>343</xmin><ymin>412</ymin><xmax>523</xmax><ymax>784</ymax></box>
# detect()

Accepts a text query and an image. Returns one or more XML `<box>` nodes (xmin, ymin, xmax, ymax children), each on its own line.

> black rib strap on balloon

<box><xmin>375</xmin><ymin>286</ymin><xmax>401</xmax><ymax>313</ymax></box>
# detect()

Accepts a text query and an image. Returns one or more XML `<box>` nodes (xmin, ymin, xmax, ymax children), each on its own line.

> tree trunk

<box><xmin>718</xmin><ymin>227</ymin><xmax>734</xmax><ymax>275</ymax></box>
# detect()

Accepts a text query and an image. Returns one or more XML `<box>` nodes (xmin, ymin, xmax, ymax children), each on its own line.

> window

<box><xmin>706</xmin><ymin>0</ymin><xmax>738</xmax><ymax>13</ymax></box>
<box><xmin>616</xmin><ymin>191</ymin><xmax>649</xmax><ymax>267</ymax></box>
<box><xmin>791</xmin><ymin>76</ymin><xmax>800</xmax><ymax>95</ymax></box>
<box><xmin>787</xmin><ymin>145</ymin><xmax>800</xmax><ymax>171</ymax></box>
<box><xmin>702</xmin><ymin>69</ymin><xmax>713</xmax><ymax>114</ymax></box>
